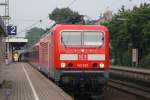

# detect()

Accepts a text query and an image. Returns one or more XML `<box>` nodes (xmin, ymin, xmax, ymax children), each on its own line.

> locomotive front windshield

<box><xmin>61</xmin><ymin>31</ymin><xmax>104</xmax><ymax>47</ymax></box>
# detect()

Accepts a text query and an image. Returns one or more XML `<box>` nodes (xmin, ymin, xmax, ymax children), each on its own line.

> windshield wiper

<box><xmin>61</xmin><ymin>37</ymin><xmax>67</xmax><ymax>48</ymax></box>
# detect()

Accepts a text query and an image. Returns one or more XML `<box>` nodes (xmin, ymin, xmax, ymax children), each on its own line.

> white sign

<box><xmin>132</xmin><ymin>49</ymin><xmax>138</xmax><ymax>62</ymax></box>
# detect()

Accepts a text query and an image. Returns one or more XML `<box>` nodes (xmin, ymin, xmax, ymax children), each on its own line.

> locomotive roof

<box><xmin>52</xmin><ymin>24</ymin><xmax>109</xmax><ymax>32</ymax></box>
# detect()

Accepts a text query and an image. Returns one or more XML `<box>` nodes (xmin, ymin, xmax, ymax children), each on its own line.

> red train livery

<box><xmin>24</xmin><ymin>24</ymin><xmax>109</xmax><ymax>94</ymax></box>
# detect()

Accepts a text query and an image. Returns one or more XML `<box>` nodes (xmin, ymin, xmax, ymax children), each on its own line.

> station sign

<box><xmin>7</xmin><ymin>26</ymin><xmax>17</xmax><ymax>35</ymax></box>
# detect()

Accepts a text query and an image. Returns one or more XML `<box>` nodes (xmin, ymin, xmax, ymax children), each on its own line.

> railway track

<box><xmin>70</xmin><ymin>66</ymin><xmax>150</xmax><ymax>100</ymax></box>
<box><xmin>108</xmin><ymin>79</ymin><xmax>150</xmax><ymax>100</ymax></box>
<box><xmin>108</xmin><ymin>66</ymin><xmax>150</xmax><ymax>99</ymax></box>
<box><xmin>110</xmin><ymin>66</ymin><xmax>150</xmax><ymax>82</ymax></box>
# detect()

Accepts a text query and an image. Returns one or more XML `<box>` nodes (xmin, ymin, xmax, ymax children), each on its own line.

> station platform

<box><xmin>0</xmin><ymin>63</ymin><xmax>73</xmax><ymax>100</ymax></box>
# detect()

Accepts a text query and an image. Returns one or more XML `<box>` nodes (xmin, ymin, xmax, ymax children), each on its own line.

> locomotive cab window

<box><xmin>83</xmin><ymin>31</ymin><xmax>104</xmax><ymax>47</ymax></box>
<box><xmin>61</xmin><ymin>31</ymin><xmax>104</xmax><ymax>47</ymax></box>
<box><xmin>61</xmin><ymin>31</ymin><xmax>82</xmax><ymax>46</ymax></box>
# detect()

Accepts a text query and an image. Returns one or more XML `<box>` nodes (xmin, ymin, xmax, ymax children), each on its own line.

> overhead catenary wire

<box><xmin>67</xmin><ymin>0</ymin><xmax>77</xmax><ymax>7</ymax></box>
<box><xmin>19</xmin><ymin>20</ymin><xmax>42</xmax><ymax>33</ymax></box>
<box><xmin>23</xmin><ymin>0</ymin><xmax>77</xmax><ymax>31</ymax></box>
<box><xmin>18</xmin><ymin>0</ymin><xmax>63</xmax><ymax>34</ymax></box>
<box><xmin>18</xmin><ymin>16</ymin><xmax>50</xmax><ymax>34</ymax></box>
<box><xmin>12</xmin><ymin>19</ymin><xmax>40</xmax><ymax>22</ymax></box>
<box><xmin>55</xmin><ymin>0</ymin><xmax>63</xmax><ymax>7</ymax></box>
<box><xmin>66</xmin><ymin>0</ymin><xmax>93</xmax><ymax>23</ymax></box>
<box><xmin>18</xmin><ymin>0</ymin><xmax>79</xmax><ymax>34</ymax></box>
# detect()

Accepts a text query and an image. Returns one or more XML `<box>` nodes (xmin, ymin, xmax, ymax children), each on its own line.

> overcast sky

<box><xmin>0</xmin><ymin>0</ymin><xmax>150</xmax><ymax>37</ymax></box>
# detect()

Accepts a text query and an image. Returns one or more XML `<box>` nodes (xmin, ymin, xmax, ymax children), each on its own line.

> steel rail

<box><xmin>107</xmin><ymin>79</ymin><xmax>150</xmax><ymax>99</ymax></box>
<box><xmin>110</xmin><ymin>66</ymin><xmax>150</xmax><ymax>75</ymax></box>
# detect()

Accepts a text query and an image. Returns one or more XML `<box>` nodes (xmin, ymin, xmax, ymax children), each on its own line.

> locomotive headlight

<box><xmin>61</xmin><ymin>63</ymin><xmax>66</xmax><ymax>68</ymax></box>
<box><xmin>81</xmin><ymin>49</ymin><xmax>85</xmax><ymax>53</ymax></box>
<box><xmin>99</xmin><ymin>63</ymin><xmax>104</xmax><ymax>68</ymax></box>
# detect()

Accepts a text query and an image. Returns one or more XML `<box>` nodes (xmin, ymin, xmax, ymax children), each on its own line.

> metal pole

<box><xmin>6</xmin><ymin>42</ymin><xmax>9</xmax><ymax>64</ymax></box>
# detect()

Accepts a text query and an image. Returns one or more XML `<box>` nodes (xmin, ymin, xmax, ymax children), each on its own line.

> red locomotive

<box><xmin>23</xmin><ymin>24</ymin><xmax>109</xmax><ymax>94</ymax></box>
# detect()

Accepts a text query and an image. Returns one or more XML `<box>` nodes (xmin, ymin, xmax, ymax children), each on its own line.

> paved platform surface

<box><xmin>0</xmin><ymin>63</ymin><xmax>73</xmax><ymax>100</ymax></box>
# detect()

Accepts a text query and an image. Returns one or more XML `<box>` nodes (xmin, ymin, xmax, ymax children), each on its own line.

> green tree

<box><xmin>102</xmin><ymin>3</ymin><xmax>150</xmax><ymax>67</ymax></box>
<box><xmin>25</xmin><ymin>27</ymin><xmax>45</xmax><ymax>46</ymax></box>
<box><xmin>49</xmin><ymin>7</ymin><xmax>83</xmax><ymax>24</ymax></box>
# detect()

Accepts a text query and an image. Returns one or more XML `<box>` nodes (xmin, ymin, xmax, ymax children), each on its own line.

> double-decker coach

<box><xmin>26</xmin><ymin>24</ymin><xmax>109</xmax><ymax>94</ymax></box>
